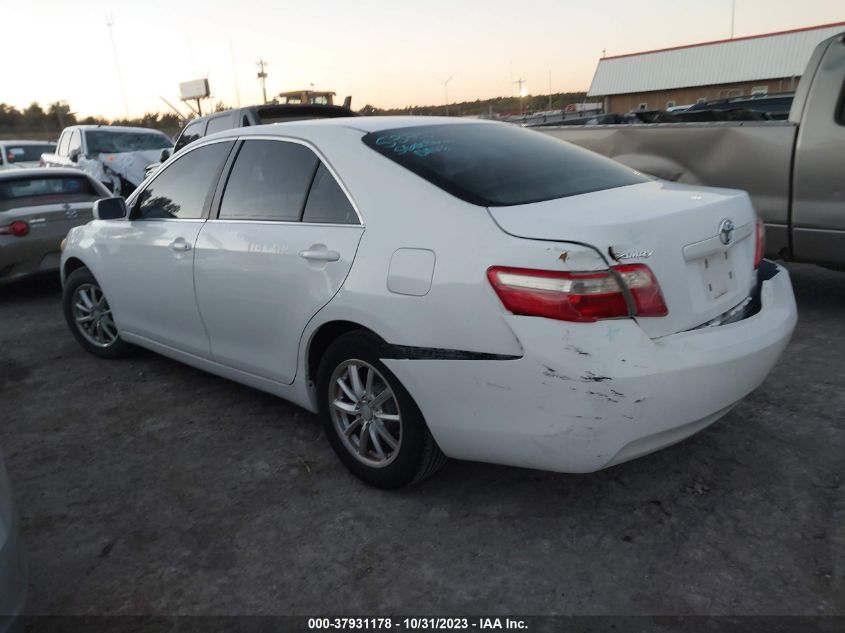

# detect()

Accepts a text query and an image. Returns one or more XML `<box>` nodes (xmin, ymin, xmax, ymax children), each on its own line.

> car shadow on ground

<box><xmin>0</xmin><ymin>273</ymin><xmax>63</xmax><ymax>301</ymax></box>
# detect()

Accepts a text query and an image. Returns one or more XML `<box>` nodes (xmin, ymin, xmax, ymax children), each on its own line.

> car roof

<box><xmin>220</xmin><ymin>115</ymin><xmax>496</xmax><ymax>139</ymax></box>
<box><xmin>66</xmin><ymin>125</ymin><xmax>170</xmax><ymax>135</ymax></box>
<box><xmin>0</xmin><ymin>139</ymin><xmax>56</xmax><ymax>145</ymax></box>
<box><xmin>0</xmin><ymin>167</ymin><xmax>92</xmax><ymax>181</ymax></box>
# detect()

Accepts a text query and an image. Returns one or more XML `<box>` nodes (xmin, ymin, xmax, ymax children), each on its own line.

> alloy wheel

<box><xmin>329</xmin><ymin>360</ymin><xmax>403</xmax><ymax>468</ymax></box>
<box><xmin>72</xmin><ymin>283</ymin><xmax>118</xmax><ymax>348</ymax></box>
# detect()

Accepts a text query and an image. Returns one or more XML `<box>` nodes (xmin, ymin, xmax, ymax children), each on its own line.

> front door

<box><xmin>194</xmin><ymin>139</ymin><xmax>363</xmax><ymax>384</ymax></box>
<box><xmin>96</xmin><ymin>140</ymin><xmax>235</xmax><ymax>356</ymax></box>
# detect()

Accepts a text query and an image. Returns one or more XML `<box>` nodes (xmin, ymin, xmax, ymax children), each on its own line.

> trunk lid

<box><xmin>487</xmin><ymin>180</ymin><xmax>758</xmax><ymax>338</ymax></box>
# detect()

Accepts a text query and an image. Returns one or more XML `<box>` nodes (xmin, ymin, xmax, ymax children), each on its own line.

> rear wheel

<box><xmin>63</xmin><ymin>267</ymin><xmax>134</xmax><ymax>359</ymax></box>
<box><xmin>317</xmin><ymin>331</ymin><xmax>446</xmax><ymax>489</ymax></box>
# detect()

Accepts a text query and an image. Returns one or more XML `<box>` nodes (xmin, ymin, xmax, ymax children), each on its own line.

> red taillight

<box><xmin>754</xmin><ymin>217</ymin><xmax>765</xmax><ymax>269</ymax></box>
<box><xmin>0</xmin><ymin>220</ymin><xmax>29</xmax><ymax>237</ymax></box>
<box><xmin>487</xmin><ymin>264</ymin><xmax>667</xmax><ymax>323</ymax></box>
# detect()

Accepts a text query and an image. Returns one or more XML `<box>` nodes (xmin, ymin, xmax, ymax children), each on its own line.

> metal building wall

<box><xmin>587</xmin><ymin>23</ymin><xmax>845</xmax><ymax>97</ymax></box>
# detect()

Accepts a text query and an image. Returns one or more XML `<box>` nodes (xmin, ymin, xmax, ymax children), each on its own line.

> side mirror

<box><xmin>160</xmin><ymin>148</ymin><xmax>171</xmax><ymax>162</ymax></box>
<box><xmin>93</xmin><ymin>197</ymin><xmax>128</xmax><ymax>221</ymax></box>
<box><xmin>69</xmin><ymin>148</ymin><xmax>81</xmax><ymax>163</ymax></box>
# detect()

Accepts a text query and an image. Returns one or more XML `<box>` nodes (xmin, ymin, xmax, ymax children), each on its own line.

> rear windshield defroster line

<box><xmin>362</xmin><ymin>123</ymin><xmax>647</xmax><ymax>207</ymax></box>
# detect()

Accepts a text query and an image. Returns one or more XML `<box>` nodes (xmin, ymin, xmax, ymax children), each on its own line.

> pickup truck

<box><xmin>541</xmin><ymin>31</ymin><xmax>845</xmax><ymax>269</ymax></box>
<box><xmin>41</xmin><ymin>125</ymin><xmax>173</xmax><ymax>195</ymax></box>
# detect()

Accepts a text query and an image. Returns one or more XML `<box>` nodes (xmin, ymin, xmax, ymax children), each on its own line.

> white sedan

<box><xmin>60</xmin><ymin>117</ymin><xmax>797</xmax><ymax>488</ymax></box>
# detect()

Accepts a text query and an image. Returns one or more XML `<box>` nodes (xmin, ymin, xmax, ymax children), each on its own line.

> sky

<box><xmin>2</xmin><ymin>0</ymin><xmax>844</xmax><ymax>119</ymax></box>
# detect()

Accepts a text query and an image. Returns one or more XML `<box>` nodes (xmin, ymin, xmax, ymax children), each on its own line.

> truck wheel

<box><xmin>63</xmin><ymin>267</ymin><xmax>134</xmax><ymax>359</ymax></box>
<box><xmin>317</xmin><ymin>330</ymin><xmax>447</xmax><ymax>489</ymax></box>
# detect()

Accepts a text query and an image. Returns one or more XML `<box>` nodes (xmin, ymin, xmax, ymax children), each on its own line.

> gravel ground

<box><xmin>0</xmin><ymin>263</ymin><xmax>842</xmax><ymax>616</ymax></box>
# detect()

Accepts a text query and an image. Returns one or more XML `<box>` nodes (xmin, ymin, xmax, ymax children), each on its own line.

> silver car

<box><xmin>0</xmin><ymin>168</ymin><xmax>110</xmax><ymax>285</ymax></box>
<box><xmin>0</xmin><ymin>451</ymin><xmax>25</xmax><ymax>632</ymax></box>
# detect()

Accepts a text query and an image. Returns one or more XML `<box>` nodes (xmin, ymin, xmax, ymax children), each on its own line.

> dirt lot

<box><xmin>1</xmin><ymin>263</ymin><xmax>843</xmax><ymax>616</ymax></box>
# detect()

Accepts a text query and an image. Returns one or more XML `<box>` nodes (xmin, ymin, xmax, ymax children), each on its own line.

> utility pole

<box><xmin>548</xmin><ymin>70</ymin><xmax>552</xmax><ymax>111</ymax></box>
<box><xmin>440</xmin><ymin>74</ymin><xmax>456</xmax><ymax>116</ymax></box>
<box><xmin>730</xmin><ymin>0</ymin><xmax>736</xmax><ymax>38</ymax></box>
<box><xmin>230</xmin><ymin>42</ymin><xmax>242</xmax><ymax>107</ymax></box>
<box><xmin>105</xmin><ymin>14</ymin><xmax>129</xmax><ymax>118</ymax></box>
<box><xmin>256</xmin><ymin>59</ymin><xmax>269</xmax><ymax>104</ymax></box>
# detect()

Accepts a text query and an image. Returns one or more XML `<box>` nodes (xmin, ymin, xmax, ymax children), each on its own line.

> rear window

<box><xmin>362</xmin><ymin>123</ymin><xmax>647</xmax><ymax>207</ymax></box>
<box><xmin>3</xmin><ymin>144</ymin><xmax>55</xmax><ymax>164</ymax></box>
<box><xmin>0</xmin><ymin>176</ymin><xmax>100</xmax><ymax>211</ymax></box>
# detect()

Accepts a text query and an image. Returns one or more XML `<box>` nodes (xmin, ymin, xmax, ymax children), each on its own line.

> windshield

<box><xmin>86</xmin><ymin>130</ymin><xmax>173</xmax><ymax>154</ymax></box>
<box><xmin>362</xmin><ymin>123</ymin><xmax>647</xmax><ymax>207</ymax></box>
<box><xmin>4</xmin><ymin>144</ymin><xmax>55</xmax><ymax>163</ymax></box>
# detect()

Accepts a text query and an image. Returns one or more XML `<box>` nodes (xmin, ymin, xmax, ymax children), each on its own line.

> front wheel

<box><xmin>63</xmin><ymin>267</ymin><xmax>134</xmax><ymax>359</ymax></box>
<box><xmin>317</xmin><ymin>331</ymin><xmax>446</xmax><ymax>489</ymax></box>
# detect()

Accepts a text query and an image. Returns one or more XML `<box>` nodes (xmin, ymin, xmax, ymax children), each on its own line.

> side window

<box><xmin>174</xmin><ymin>121</ymin><xmax>204</xmax><ymax>152</ymax></box>
<box><xmin>205</xmin><ymin>114</ymin><xmax>232</xmax><ymax>135</ymax></box>
<box><xmin>134</xmin><ymin>141</ymin><xmax>233</xmax><ymax>220</ymax></box>
<box><xmin>242</xmin><ymin>115</ymin><xmax>251</xmax><ymax>127</ymax></box>
<box><xmin>219</xmin><ymin>140</ymin><xmax>318</xmax><ymax>222</ymax></box>
<box><xmin>68</xmin><ymin>131</ymin><xmax>82</xmax><ymax>156</ymax></box>
<box><xmin>302</xmin><ymin>164</ymin><xmax>358</xmax><ymax>225</ymax></box>
<box><xmin>57</xmin><ymin>132</ymin><xmax>70</xmax><ymax>156</ymax></box>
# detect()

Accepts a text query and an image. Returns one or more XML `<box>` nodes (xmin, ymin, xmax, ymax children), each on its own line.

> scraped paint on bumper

<box><xmin>384</xmin><ymin>261</ymin><xmax>797</xmax><ymax>473</ymax></box>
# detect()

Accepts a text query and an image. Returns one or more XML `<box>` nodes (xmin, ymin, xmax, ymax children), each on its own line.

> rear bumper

<box><xmin>383</xmin><ymin>261</ymin><xmax>797</xmax><ymax>473</ymax></box>
<box><xmin>0</xmin><ymin>248</ymin><xmax>62</xmax><ymax>286</ymax></box>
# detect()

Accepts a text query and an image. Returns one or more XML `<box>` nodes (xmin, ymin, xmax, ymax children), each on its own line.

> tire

<box><xmin>63</xmin><ymin>267</ymin><xmax>134</xmax><ymax>359</ymax></box>
<box><xmin>317</xmin><ymin>330</ymin><xmax>447</xmax><ymax>489</ymax></box>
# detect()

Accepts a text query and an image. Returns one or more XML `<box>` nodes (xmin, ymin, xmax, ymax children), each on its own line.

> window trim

<box><xmin>207</xmin><ymin>134</ymin><xmax>363</xmax><ymax>226</ymax></box>
<box><xmin>127</xmin><ymin>138</ymin><xmax>237</xmax><ymax>222</ymax></box>
<box><xmin>67</xmin><ymin>130</ymin><xmax>83</xmax><ymax>156</ymax></box>
<box><xmin>57</xmin><ymin>131</ymin><xmax>71</xmax><ymax>157</ymax></box>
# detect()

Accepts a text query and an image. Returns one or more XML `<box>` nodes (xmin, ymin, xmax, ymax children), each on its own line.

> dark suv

<box><xmin>145</xmin><ymin>103</ymin><xmax>357</xmax><ymax>178</ymax></box>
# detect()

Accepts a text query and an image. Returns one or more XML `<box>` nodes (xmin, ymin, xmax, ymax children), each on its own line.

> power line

<box><xmin>105</xmin><ymin>14</ymin><xmax>129</xmax><ymax>118</ymax></box>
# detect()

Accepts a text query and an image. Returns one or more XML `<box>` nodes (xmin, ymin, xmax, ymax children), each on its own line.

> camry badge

<box><xmin>719</xmin><ymin>218</ymin><xmax>735</xmax><ymax>245</ymax></box>
<box><xmin>610</xmin><ymin>246</ymin><xmax>654</xmax><ymax>260</ymax></box>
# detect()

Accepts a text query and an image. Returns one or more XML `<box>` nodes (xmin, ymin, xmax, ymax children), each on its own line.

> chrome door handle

<box><xmin>299</xmin><ymin>249</ymin><xmax>340</xmax><ymax>262</ymax></box>
<box><xmin>169</xmin><ymin>239</ymin><xmax>192</xmax><ymax>252</ymax></box>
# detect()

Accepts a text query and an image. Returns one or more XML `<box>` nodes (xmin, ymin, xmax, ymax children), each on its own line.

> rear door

<box><xmin>194</xmin><ymin>137</ymin><xmax>363</xmax><ymax>384</ymax></box>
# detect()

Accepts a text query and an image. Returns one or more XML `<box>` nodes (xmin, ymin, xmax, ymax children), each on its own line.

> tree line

<box><xmin>360</xmin><ymin>91</ymin><xmax>588</xmax><ymax>117</ymax></box>
<box><xmin>0</xmin><ymin>102</ymin><xmax>183</xmax><ymax>137</ymax></box>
